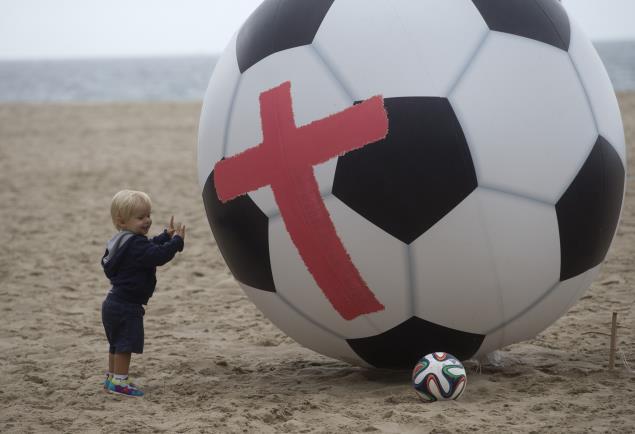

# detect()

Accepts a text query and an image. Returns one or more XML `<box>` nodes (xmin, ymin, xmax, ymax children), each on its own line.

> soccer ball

<box><xmin>198</xmin><ymin>0</ymin><xmax>626</xmax><ymax>369</ymax></box>
<box><xmin>412</xmin><ymin>353</ymin><xmax>467</xmax><ymax>402</ymax></box>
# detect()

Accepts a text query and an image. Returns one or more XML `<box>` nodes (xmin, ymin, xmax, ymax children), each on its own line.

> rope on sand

<box><xmin>620</xmin><ymin>350</ymin><xmax>634</xmax><ymax>374</ymax></box>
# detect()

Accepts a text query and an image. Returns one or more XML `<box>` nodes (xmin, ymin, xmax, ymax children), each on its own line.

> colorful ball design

<box><xmin>412</xmin><ymin>353</ymin><xmax>467</xmax><ymax>402</ymax></box>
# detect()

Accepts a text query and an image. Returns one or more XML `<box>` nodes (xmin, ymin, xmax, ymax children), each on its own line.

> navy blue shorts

<box><xmin>101</xmin><ymin>295</ymin><xmax>145</xmax><ymax>354</ymax></box>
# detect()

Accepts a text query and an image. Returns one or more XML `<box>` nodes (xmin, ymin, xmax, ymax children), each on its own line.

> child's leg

<box><xmin>113</xmin><ymin>352</ymin><xmax>131</xmax><ymax>376</ymax></box>
<box><xmin>108</xmin><ymin>353</ymin><xmax>115</xmax><ymax>373</ymax></box>
<box><xmin>109</xmin><ymin>352</ymin><xmax>143</xmax><ymax>397</ymax></box>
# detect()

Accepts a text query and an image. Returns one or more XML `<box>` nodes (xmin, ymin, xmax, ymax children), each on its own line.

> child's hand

<box><xmin>174</xmin><ymin>222</ymin><xmax>186</xmax><ymax>242</ymax></box>
<box><xmin>167</xmin><ymin>216</ymin><xmax>176</xmax><ymax>238</ymax></box>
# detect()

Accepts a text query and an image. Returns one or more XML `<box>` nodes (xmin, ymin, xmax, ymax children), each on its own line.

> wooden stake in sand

<box><xmin>609</xmin><ymin>312</ymin><xmax>618</xmax><ymax>370</ymax></box>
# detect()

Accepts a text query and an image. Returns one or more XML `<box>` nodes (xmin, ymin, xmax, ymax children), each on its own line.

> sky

<box><xmin>0</xmin><ymin>0</ymin><xmax>633</xmax><ymax>60</ymax></box>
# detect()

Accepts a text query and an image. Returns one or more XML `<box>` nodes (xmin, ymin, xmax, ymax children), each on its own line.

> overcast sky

<box><xmin>0</xmin><ymin>0</ymin><xmax>633</xmax><ymax>59</ymax></box>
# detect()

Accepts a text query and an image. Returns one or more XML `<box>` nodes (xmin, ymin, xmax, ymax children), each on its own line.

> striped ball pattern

<box><xmin>412</xmin><ymin>352</ymin><xmax>467</xmax><ymax>402</ymax></box>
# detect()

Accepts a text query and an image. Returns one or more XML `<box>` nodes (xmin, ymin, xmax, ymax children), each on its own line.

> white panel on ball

<box><xmin>313</xmin><ymin>0</ymin><xmax>488</xmax><ymax>100</ymax></box>
<box><xmin>268</xmin><ymin>209</ymin><xmax>379</xmax><ymax>339</ymax></box>
<box><xmin>412</xmin><ymin>191</ymin><xmax>502</xmax><ymax>334</ymax></box>
<box><xmin>388</xmin><ymin>0</ymin><xmax>489</xmax><ymax>96</ymax></box>
<box><xmin>450</xmin><ymin>32</ymin><xmax>597</xmax><ymax>204</ymax></box>
<box><xmin>225</xmin><ymin>46</ymin><xmax>352</xmax><ymax>217</ymax></box>
<box><xmin>240</xmin><ymin>283</ymin><xmax>370</xmax><ymax>367</ymax></box>
<box><xmin>413</xmin><ymin>188</ymin><xmax>560</xmax><ymax>334</ymax></box>
<box><xmin>474</xmin><ymin>265</ymin><xmax>601</xmax><ymax>357</ymax></box>
<box><xmin>561</xmin><ymin>265</ymin><xmax>601</xmax><ymax>313</ymax></box>
<box><xmin>477</xmin><ymin>188</ymin><xmax>561</xmax><ymax>325</ymax></box>
<box><xmin>197</xmin><ymin>33</ymin><xmax>241</xmax><ymax>188</ymax></box>
<box><xmin>326</xmin><ymin>197</ymin><xmax>411</xmax><ymax>332</ymax></box>
<box><xmin>568</xmin><ymin>20</ymin><xmax>626</xmax><ymax>165</ymax></box>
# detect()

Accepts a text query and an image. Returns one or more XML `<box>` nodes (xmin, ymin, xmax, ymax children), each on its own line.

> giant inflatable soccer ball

<box><xmin>198</xmin><ymin>0</ymin><xmax>626</xmax><ymax>369</ymax></box>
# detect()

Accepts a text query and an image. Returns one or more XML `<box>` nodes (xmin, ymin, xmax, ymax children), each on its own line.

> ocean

<box><xmin>0</xmin><ymin>41</ymin><xmax>633</xmax><ymax>103</ymax></box>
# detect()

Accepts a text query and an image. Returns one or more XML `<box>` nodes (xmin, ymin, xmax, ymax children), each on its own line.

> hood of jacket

<box><xmin>101</xmin><ymin>230</ymin><xmax>136</xmax><ymax>278</ymax></box>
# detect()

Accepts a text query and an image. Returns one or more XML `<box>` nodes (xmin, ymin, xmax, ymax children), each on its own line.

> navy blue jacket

<box><xmin>101</xmin><ymin>230</ymin><xmax>184</xmax><ymax>305</ymax></box>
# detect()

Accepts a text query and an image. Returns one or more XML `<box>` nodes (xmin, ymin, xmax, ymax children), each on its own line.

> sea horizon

<box><xmin>0</xmin><ymin>39</ymin><xmax>633</xmax><ymax>103</ymax></box>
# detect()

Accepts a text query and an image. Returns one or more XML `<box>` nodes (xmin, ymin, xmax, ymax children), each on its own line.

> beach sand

<box><xmin>0</xmin><ymin>94</ymin><xmax>633</xmax><ymax>433</ymax></box>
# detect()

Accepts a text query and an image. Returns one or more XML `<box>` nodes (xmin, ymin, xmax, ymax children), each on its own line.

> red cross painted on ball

<box><xmin>214</xmin><ymin>81</ymin><xmax>388</xmax><ymax>321</ymax></box>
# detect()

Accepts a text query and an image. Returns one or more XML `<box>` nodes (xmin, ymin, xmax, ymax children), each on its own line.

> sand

<box><xmin>0</xmin><ymin>94</ymin><xmax>634</xmax><ymax>434</ymax></box>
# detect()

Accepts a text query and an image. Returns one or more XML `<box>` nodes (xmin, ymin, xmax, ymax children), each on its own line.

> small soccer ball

<box><xmin>412</xmin><ymin>353</ymin><xmax>467</xmax><ymax>402</ymax></box>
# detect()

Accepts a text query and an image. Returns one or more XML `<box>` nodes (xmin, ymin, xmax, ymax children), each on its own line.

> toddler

<box><xmin>101</xmin><ymin>190</ymin><xmax>185</xmax><ymax>397</ymax></box>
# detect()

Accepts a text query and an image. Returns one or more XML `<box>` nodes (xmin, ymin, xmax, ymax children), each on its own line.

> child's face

<box><xmin>119</xmin><ymin>206</ymin><xmax>152</xmax><ymax>236</ymax></box>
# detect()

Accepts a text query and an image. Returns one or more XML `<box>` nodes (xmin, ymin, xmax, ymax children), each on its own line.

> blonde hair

<box><xmin>110</xmin><ymin>190</ymin><xmax>152</xmax><ymax>230</ymax></box>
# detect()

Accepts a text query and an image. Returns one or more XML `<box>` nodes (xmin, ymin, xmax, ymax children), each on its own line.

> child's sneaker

<box><xmin>102</xmin><ymin>373</ymin><xmax>112</xmax><ymax>389</ymax></box>
<box><xmin>107</xmin><ymin>377</ymin><xmax>144</xmax><ymax>397</ymax></box>
<box><xmin>103</xmin><ymin>373</ymin><xmax>138</xmax><ymax>390</ymax></box>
